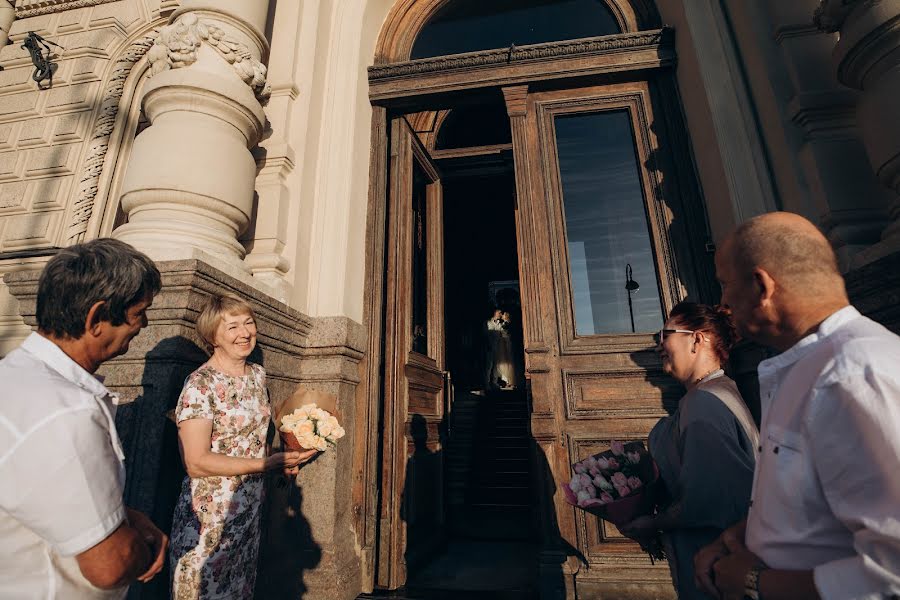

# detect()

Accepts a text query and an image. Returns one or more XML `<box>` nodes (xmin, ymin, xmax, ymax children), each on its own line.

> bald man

<box><xmin>694</xmin><ymin>212</ymin><xmax>900</xmax><ymax>600</ymax></box>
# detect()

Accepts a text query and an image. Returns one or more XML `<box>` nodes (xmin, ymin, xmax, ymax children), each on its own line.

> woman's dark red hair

<box><xmin>668</xmin><ymin>301</ymin><xmax>738</xmax><ymax>363</ymax></box>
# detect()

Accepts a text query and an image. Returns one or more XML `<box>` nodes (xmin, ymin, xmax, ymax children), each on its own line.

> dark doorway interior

<box><xmin>405</xmin><ymin>161</ymin><xmax>538</xmax><ymax>597</ymax></box>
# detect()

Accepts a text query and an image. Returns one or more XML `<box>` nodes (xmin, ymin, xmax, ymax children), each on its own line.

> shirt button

<box><xmin>757</xmin><ymin>445</ymin><xmax>762</xmax><ymax>452</ymax></box>
<box><xmin>773</xmin><ymin>446</ymin><xmax>779</xmax><ymax>454</ymax></box>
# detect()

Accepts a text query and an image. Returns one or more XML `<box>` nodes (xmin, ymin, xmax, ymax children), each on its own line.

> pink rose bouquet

<box><xmin>560</xmin><ymin>440</ymin><xmax>659</xmax><ymax>528</ymax></box>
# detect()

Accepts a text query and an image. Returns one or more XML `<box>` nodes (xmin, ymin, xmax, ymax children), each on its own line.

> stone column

<box><xmin>0</xmin><ymin>1</ymin><xmax>13</xmax><ymax>49</ymax></box>
<box><xmin>115</xmin><ymin>1</ymin><xmax>272</xmax><ymax>271</ymax></box>
<box><xmin>816</xmin><ymin>0</ymin><xmax>900</xmax><ymax>264</ymax></box>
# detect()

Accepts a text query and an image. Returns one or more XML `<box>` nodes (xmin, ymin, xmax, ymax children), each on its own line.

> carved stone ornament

<box><xmin>814</xmin><ymin>0</ymin><xmax>866</xmax><ymax>33</ymax></box>
<box><xmin>67</xmin><ymin>29</ymin><xmax>160</xmax><ymax>244</ymax></box>
<box><xmin>147</xmin><ymin>12</ymin><xmax>271</xmax><ymax>104</ymax></box>
<box><xmin>14</xmin><ymin>0</ymin><xmax>118</xmax><ymax>18</ymax></box>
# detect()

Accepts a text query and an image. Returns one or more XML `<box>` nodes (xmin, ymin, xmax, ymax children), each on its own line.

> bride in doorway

<box><xmin>485</xmin><ymin>306</ymin><xmax>520</xmax><ymax>391</ymax></box>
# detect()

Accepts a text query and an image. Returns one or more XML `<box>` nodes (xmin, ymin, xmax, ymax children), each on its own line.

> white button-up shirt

<box><xmin>746</xmin><ymin>306</ymin><xmax>900</xmax><ymax>599</ymax></box>
<box><xmin>0</xmin><ymin>333</ymin><xmax>128</xmax><ymax>599</ymax></box>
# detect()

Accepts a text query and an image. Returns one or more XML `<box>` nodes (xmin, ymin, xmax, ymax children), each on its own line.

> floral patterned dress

<box><xmin>170</xmin><ymin>363</ymin><xmax>271</xmax><ymax>600</ymax></box>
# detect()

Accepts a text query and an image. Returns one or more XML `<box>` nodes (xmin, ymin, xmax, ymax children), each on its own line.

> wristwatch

<box><xmin>743</xmin><ymin>564</ymin><xmax>768</xmax><ymax>600</ymax></box>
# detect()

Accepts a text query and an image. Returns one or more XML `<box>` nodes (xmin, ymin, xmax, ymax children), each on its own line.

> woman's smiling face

<box><xmin>213</xmin><ymin>311</ymin><xmax>257</xmax><ymax>360</ymax></box>
<box><xmin>656</xmin><ymin>318</ymin><xmax>697</xmax><ymax>383</ymax></box>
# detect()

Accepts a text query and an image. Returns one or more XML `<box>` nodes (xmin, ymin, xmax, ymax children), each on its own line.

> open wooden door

<box><xmin>376</xmin><ymin>115</ymin><xmax>446</xmax><ymax>589</ymax></box>
<box><xmin>504</xmin><ymin>79</ymin><xmax>714</xmax><ymax>591</ymax></box>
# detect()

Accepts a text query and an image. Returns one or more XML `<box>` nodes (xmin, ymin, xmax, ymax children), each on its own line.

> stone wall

<box><xmin>0</xmin><ymin>0</ymin><xmax>163</xmax><ymax>350</ymax></box>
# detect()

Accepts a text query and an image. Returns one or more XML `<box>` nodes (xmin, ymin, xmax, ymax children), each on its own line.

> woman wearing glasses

<box><xmin>621</xmin><ymin>302</ymin><xmax>759</xmax><ymax>600</ymax></box>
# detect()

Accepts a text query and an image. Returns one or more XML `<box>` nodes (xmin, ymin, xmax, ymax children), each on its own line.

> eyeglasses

<box><xmin>653</xmin><ymin>328</ymin><xmax>698</xmax><ymax>345</ymax></box>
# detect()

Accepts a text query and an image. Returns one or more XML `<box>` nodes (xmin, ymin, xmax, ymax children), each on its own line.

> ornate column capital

<box><xmin>147</xmin><ymin>11</ymin><xmax>271</xmax><ymax>105</ymax></box>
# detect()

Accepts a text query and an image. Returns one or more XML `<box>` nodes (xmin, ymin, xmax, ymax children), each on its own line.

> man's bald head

<box><xmin>722</xmin><ymin>212</ymin><xmax>845</xmax><ymax>300</ymax></box>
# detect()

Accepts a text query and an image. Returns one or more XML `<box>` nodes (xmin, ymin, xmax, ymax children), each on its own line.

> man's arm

<box><xmin>75</xmin><ymin>514</ymin><xmax>154</xmax><ymax>590</ymax></box>
<box><xmin>804</xmin><ymin>372</ymin><xmax>900</xmax><ymax>597</ymax></box>
<box><xmin>713</xmin><ymin>539</ymin><xmax>820</xmax><ymax>600</ymax></box>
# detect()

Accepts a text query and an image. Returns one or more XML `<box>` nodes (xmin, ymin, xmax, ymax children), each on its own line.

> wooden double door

<box><xmin>373</xmin><ymin>76</ymin><xmax>715</xmax><ymax>594</ymax></box>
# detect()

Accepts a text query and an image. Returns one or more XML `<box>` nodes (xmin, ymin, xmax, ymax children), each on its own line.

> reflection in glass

<box><xmin>411</xmin><ymin>162</ymin><xmax>429</xmax><ymax>354</ymax></box>
<box><xmin>555</xmin><ymin>110</ymin><xmax>663</xmax><ymax>335</ymax></box>
<box><xmin>411</xmin><ymin>0</ymin><xmax>620</xmax><ymax>60</ymax></box>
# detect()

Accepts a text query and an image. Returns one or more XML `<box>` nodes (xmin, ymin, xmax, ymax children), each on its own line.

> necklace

<box><xmin>694</xmin><ymin>368</ymin><xmax>723</xmax><ymax>385</ymax></box>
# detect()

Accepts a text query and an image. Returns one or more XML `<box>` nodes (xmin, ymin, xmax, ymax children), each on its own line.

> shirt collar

<box><xmin>758</xmin><ymin>305</ymin><xmax>860</xmax><ymax>376</ymax></box>
<box><xmin>21</xmin><ymin>332</ymin><xmax>114</xmax><ymax>399</ymax></box>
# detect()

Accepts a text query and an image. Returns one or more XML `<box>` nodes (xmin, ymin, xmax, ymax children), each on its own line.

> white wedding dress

<box><xmin>486</xmin><ymin>315</ymin><xmax>517</xmax><ymax>390</ymax></box>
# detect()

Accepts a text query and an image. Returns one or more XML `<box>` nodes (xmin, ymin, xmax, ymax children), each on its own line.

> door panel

<box><xmin>508</xmin><ymin>81</ymin><xmax>690</xmax><ymax>582</ymax></box>
<box><xmin>377</xmin><ymin>116</ymin><xmax>445</xmax><ymax>589</ymax></box>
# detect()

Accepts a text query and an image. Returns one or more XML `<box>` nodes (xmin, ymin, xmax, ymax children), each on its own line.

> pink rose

<box><xmin>610</xmin><ymin>440</ymin><xmax>625</xmax><ymax>456</ymax></box>
<box><xmin>615</xmin><ymin>484</ymin><xmax>631</xmax><ymax>497</ymax></box>
<box><xmin>586</xmin><ymin>456</ymin><xmax>598</xmax><ymax>469</ymax></box>
<box><xmin>596</xmin><ymin>457</ymin><xmax>610</xmax><ymax>470</ymax></box>
<box><xmin>574</xmin><ymin>464</ymin><xmax>587</xmax><ymax>474</ymax></box>
<box><xmin>625</xmin><ymin>451</ymin><xmax>642</xmax><ymax>465</ymax></box>
<box><xmin>578</xmin><ymin>474</ymin><xmax>593</xmax><ymax>489</ymax></box>
<box><xmin>599</xmin><ymin>492</ymin><xmax>614</xmax><ymax>504</ymax></box>
<box><xmin>577</xmin><ymin>490</ymin><xmax>591</xmax><ymax>505</ymax></box>
<box><xmin>611</xmin><ymin>472</ymin><xmax>628</xmax><ymax>487</ymax></box>
<box><xmin>606</xmin><ymin>458</ymin><xmax>620</xmax><ymax>470</ymax></box>
<box><xmin>588</xmin><ymin>467</ymin><xmax>600</xmax><ymax>477</ymax></box>
<box><xmin>627</xmin><ymin>476</ymin><xmax>643</xmax><ymax>490</ymax></box>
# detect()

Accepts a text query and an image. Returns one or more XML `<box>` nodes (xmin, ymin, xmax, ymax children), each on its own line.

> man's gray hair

<box><xmin>37</xmin><ymin>238</ymin><xmax>161</xmax><ymax>339</ymax></box>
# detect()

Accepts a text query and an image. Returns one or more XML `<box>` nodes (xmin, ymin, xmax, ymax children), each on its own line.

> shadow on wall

<box><xmin>255</xmin><ymin>391</ymin><xmax>322</xmax><ymax>599</ymax></box>
<box><xmin>115</xmin><ymin>335</ymin><xmax>206</xmax><ymax>600</ymax></box>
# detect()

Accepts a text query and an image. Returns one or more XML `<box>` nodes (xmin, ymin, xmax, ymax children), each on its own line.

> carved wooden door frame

<box><xmin>357</xmin><ymin>29</ymin><xmax>716</xmax><ymax>594</ymax></box>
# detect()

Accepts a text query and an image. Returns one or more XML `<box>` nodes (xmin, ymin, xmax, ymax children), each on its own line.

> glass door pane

<box><xmin>554</xmin><ymin>109</ymin><xmax>663</xmax><ymax>335</ymax></box>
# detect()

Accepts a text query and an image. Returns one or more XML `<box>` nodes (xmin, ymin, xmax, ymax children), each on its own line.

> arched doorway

<box><xmin>363</xmin><ymin>1</ymin><xmax>716</xmax><ymax>597</ymax></box>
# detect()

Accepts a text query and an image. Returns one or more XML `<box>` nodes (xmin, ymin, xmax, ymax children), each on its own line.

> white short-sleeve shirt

<box><xmin>746</xmin><ymin>307</ymin><xmax>900</xmax><ymax>599</ymax></box>
<box><xmin>0</xmin><ymin>333</ymin><xmax>128</xmax><ymax>599</ymax></box>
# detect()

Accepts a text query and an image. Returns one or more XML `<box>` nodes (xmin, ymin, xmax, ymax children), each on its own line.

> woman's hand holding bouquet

<box><xmin>561</xmin><ymin>440</ymin><xmax>665</xmax><ymax>561</ymax></box>
<box><xmin>273</xmin><ymin>387</ymin><xmax>345</xmax><ymax>479</ymax></box>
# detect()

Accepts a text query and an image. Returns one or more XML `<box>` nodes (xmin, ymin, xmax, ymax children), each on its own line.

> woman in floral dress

<box><xmin>169</xmin><ymin>294</ymin><xmax>317</xmax><ymax>599</ymax></box>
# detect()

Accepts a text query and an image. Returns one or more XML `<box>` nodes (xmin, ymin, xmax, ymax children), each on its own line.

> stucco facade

<box><xmin>0</xmin><ymin>0</ymin><xmax>898</xmax><ymax>598</ymax></box>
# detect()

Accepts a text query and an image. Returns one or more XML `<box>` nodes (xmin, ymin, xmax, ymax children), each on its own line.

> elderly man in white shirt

<box><xmin>0</xmin><ymin>238</ymin><xmax>167</xmax><ymax>599</ymax></box>
<box><xmin>693</xmin><ymin>212</ymin><xmax>900</xmax><ymax>600</ymax></box>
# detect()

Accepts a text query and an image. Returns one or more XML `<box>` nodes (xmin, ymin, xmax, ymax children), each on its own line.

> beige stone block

<box><xmin>0</xmin><ymin>123</ymin><xmax>17</xmax><ymax>151</ymax></box>
<box><xmin>52</xmin><ymin>111</ymin><xmax>89</xmax><ymax>143</ymax></box>
<box><xmin>17</xmin><ymin>117</ymin><xmax>51</xmax><ymax>148</ymax></box>
<box><xmin>90</xmin><ymin>0</ymin><xmax>143</xmax><ymax>32</ymax></box>
<box><xmin>1</xmin><ymin>210</ymin><xmax>61</xmax><ymax>249</ymax></box>
<box><xmin>0</xmin><ymin>91</ymin><xmax>42</xmax><ymax>122</ymax></box>
<box><xmin>70</xmin><ymin>56</ymin><xmax>105</xmax><ymax>83</ymax></box>
<box><xmin>7</xmin><ymin>13</ymin><xmax>56</xmax><ymax>38</ymax></box>
<box><xmin>56</xmin><ymin>28</ymin><xmax>122</xmax><ymax>58</ymax></box>
<box><xmin>25</xmin><ymin>143</ymin><xmax>80</xmax><ymax>177</ymax></box>
<box><xmin>57</xmin><ymin>7</ymin><xmax>90</xmax><ymax>33</ymax></box>
<box><xmin>45</xmin><ymin>81</ymin><xmax>99</xmax><ymax>114</ymax></box>
<box><xmin>0</xmin><ymin>150</ymin><xmax>23</xmax><ymax>181</ymax></box>
<box><xmin>0</xmin><ymin>66</ymin><xmax>33</xmax><ymax>93</ymax></box>
<box><xmin>29</xmin><ymin>176</ymin><xmax>72</xmax><ymax>210</ymax></box>
<box><xmin>0</xmin><ymin>181</ymin><xmax>27</xmax><ymax>211</ymax></box>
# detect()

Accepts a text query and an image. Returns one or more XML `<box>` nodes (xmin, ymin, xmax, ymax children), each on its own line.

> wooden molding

<box><xmin>369</xmin><ymin>29</ymin><xmax>675</xmax><ymax>103</ymax></box>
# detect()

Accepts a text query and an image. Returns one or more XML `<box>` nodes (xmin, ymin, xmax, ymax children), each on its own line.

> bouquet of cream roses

<box><xmin>279</xmin><ymin>403</ymin><xmax>345</xmax><ymax>452</ymax></box>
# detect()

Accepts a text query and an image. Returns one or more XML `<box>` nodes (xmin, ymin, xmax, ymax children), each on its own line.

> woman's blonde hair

<box><xmin>196</xmin><ymin>293</ymin><xmax>255</xmax><ymax>353</ymax></box>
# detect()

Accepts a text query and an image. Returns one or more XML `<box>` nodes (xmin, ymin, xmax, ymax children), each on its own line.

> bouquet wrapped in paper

<box><xmin>274</xmin><ymin>387</ymin><xmax>345</xmax><ymax>452</ymax></box>
<box><xmin>561</xmin><ymin>440</ymin><xmax>659</xmax><ymax>528</ymax></box>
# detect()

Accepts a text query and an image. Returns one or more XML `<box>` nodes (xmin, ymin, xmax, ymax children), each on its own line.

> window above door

<box><xmin>411</xmin><ymin>0</ymin><xmax>621</xmax><ymax>59</ymax></box>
